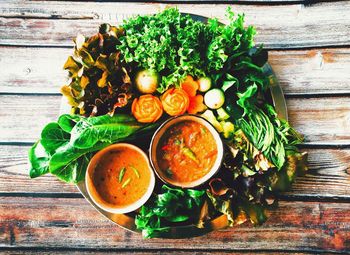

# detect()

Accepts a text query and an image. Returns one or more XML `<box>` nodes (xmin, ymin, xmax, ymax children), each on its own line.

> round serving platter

<box><xmin>60</xmin><ymin>14</ymin><xmax>288</xmax><ymax>238</ymax></box>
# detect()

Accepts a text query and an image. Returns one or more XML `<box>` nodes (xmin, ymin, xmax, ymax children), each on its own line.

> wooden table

<box><xmin>1</xmin><ymin>1</ymin><xmax>350</xmax><ymax>254</ymax></box>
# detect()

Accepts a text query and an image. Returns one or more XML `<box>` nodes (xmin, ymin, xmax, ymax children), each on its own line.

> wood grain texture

<box><xmin>0</xmin><ymin>47</ymin><xmax>68</xmax><ymax>94</ymax></box>
<box><xmin>0</xmin><ymin>250</ymin><xmax>316</xmax><ymax>255</ymax></box>
<box><xmin>269</xmin><ymin>48</ymin><xmax>350</xmax><ymax>95</ymax></box>
<box><xmin>1</xmin><ymin>1</ymin><xmax>350</xmax><ymax>48</ymax></box>
<box><xmin>0</xmin><ymin>95</ymin><xmax>61</xmax><ymax>143</ymax></box>
<box><xmin>0</xmin><ymin>145</ymin><xmax>76</xmax><ymax>194</ymax></box>
<box><xmin>287</xmin><ymin>97</ymin><xmax>350</xmax><ymax>145</ymax></box>
<box><xmin>1</xmin><ymin>197</ymin><xmax>349</xmax><ymax>252</ymax></box>
<box><xmin>1</xmin><ymin>95</ymin><xmax>349</xmax><ymax>144</ymax></box>
<box><xmin>1</xmin><ymin>146</ymin><xmax>349</xmax><ymax>199</ymax></box>
<box><xmin>1</xmin><ymin>46</ymin><xmax>350</xmax><ymax>95</ymax></box>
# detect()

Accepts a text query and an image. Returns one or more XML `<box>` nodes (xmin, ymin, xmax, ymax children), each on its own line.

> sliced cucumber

<box><xmin>220</xmin><ymin>121</ymin><xmax>235</xmax><ymax>139</ymax></box>
<box><xmin>204</xmin><ymin>88</ymin><xmax>225</xmax><ymax>109</ymax></box>
<box><xmin>201</xmin><ymin>109</ymin><xmax>223</xmax><ymax>133</ymax></box>
<box><xmin>216</xmin><ymin>107</ymin><xmax>230</xmax><ymax>121</ymax></box>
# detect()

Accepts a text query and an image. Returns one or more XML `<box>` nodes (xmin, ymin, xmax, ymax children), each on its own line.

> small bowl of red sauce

<box><xmin>150</xmin><ymin>115</ymin><xmax>224</xmax><ymax>188</ymax></box>
<box><xmin>86</xmin><ymin>143</ymin><xmax>155</xmax><ymax>214</ymax></box>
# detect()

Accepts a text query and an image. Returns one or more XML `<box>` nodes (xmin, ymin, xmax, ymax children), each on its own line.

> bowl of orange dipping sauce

<box><xmin>86</xmin><ymin>143</ymin><xmax>155</xmax><ymax>214</ymax></box>
<box><xmin>150</xmin><ymin>115</ymin><xmax>224</xmax><ymax>188</ymax></box>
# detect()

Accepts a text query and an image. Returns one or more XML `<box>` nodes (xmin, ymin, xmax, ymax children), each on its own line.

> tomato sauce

<box><xmin>157</xmin><ymin>120</ymin><xmax>218</xmax><ymax>183</ymax></box>
<box><xmin>92</xmin><ymin>147</ymin><xmax>151</xmax><ymax>207</ymax></box>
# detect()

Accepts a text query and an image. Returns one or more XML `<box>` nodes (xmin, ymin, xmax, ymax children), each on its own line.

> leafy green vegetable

<box><xmin>135</xmin><ymin>185</ymin><xmax>206</xmax><ymax>238</ymax></box>
<box><xmin>236</xmin><ymin>84</ymin><xmax>258</xmax><ymax>114</ymax></box>
<box><xmin>41</xmin><ymin>123</ymin><xmax>70</xmax><ymax>154</ymax></box>
<box><xmin>61</xmin><ymin>24</ymin><xmax>133</xmax><ymax>117</ymax></box>
<box><xmin>28</xmin><ymin>114</ymin><xmax>155</xmax><ymax>183</ymax></box>
<box><xmin>58</xmin><ymin>114</ymin><xmax>82</xmax><ymax>133</ymax></box>
<box><xmin>51</xmin><ymin>152</ymin><xmax>92</xmax><ymax>183</ymax></box>
<box><xmin>70</xmin><ymin>114</ymin><xmax>143</xmax><ymax>149</ymax></box>
<box><xmin>206</xmin><ymin>10</ymin><xmax>256</xmax><ymax>73</ymax></box>
<box><xmin>48</xmin><ymin>141</ymin><xmax>109</xmax><ymax>176</ymax></box>
<box><xmin>117</xmin><ymin>8</ymin><xmax>257</xmax><ymax>93</ymax></box>
<box><xmin>237</xmin><ymin>105</ymin><xmax>303</xmax><ymax>170</ymax></box>
<box><xmin>118</xmin><ymin>8</ymin><xmax>206</xmax><ymax>93</ymax></box>
<box><xmin>28</xmin><ymin>141</ymin><xmax>50</xmax><ymax>179</ymax></box>
<box><xmin>206</xmin><ymin>129</ymin><xmax>308</xmax><ymax>227</ymax></box>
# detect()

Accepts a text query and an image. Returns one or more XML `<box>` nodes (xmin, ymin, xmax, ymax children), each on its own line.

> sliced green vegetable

<box><xmin>174</xmin><ymin>139</ymin><xmax>182</xmax><ymax>145</ymax></box>
<box><xmin>181</xmin><ymin>147</ymin><xmax>199</xmax><ymax>164</ymax></box>
<box><xmin>119</xmin><ymin>167</ymin><xmax>126</xmax><ymax>183</ymax></box>
<box><xmin>165</xmin><ymin>168</ymin><xmax>173</xmax><ymax>177</ymax></box>
<box><xmin>122</xmin><ymin>178</ymin><xmax>131</xmax><ymax>188</ymax></box>
<box><xmin>204</xmin><ymin>88</ymin><xmax>225</xmax><ymax>109</ymax></box>
<box><xmin>216</xmin><ymin>107</ymin><xmax>230</xmax><ymax>121</ymax></box>
<box><xmin>220</xmin><ymin>121</ymin><xmax>235</xmax><ymax>139</ymax></box>
<box><xmin>201</xmin><ymin>109</ymin><xmax>223</xmax><ymax>133</ymax></box>
<box><xmin>131</xmin><ymin>166</ymin><xmax>140</xmax><ymax>178</ymax></box>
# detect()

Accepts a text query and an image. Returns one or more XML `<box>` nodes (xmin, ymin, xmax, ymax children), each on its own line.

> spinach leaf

<box><xmin>51</xmin><ymin>153</ymin><xmax>91</xmax><ymax>183</ymax></box>
<box><xmin>41</xmin><ymin>122</ymin><xmax>70</xmax><ymax>154</ymax></box>
<box><xmin>236</xmin><ymin>83</ymin><xmax>258</xmax><ymax>114</ymax></box>
<box><xmin>28</xmin><ymin>141</ymin><xmax>50</xmax><ymax>178</ymax></box>
<box><xmin>58</xmin><ymin>114</ymin><xmax>83</xmax><ymax>133</ymax></box>
<box><xmin>49</xmin><ymin>141</ymin><xmax>110</xmax><ymax>175</ymax></box>
<box><xmin>70</xmin><ymin>114</ymin><xmax>143</xmax><ymax>149</ymax></box>
<box><xmin>135</xmin><ymin>185</ymin><xmax>206</xmax><ymax>238</ymax></box>
<box><xmin>29</xmin><ymin>113</ymin><xmax>154</xmax><ymax>183</ymax></box>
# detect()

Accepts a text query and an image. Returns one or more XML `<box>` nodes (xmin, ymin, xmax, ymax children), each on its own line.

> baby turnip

<box><xmin>135</xmin><ymin>69</ymin><xmax>159</xmax><ymax>94</ymax></box>
<box><xmin>197</xmin><ymin>77</ymin><xmax>212</xmax><ymax>92</ymax></box>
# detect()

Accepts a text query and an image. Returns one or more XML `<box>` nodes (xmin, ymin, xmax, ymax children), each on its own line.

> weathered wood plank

<box><xmin>37</xmin><ymin>0</ymin><xmax>307</xmax><ymax>3</ymax></box>
<box><xmin>0</xmin><ymin>250</ymin><xmax>314</xmax><ymax>255</ymax></box>
<box><xmin>1</xmin><ymin>145</ymin><xmax>349</xmax><ymax>199</ymax></box>
<box><xmin>0</xmin><ymin>145</ymin><xmax>76</xmax><ymax>194</ymax></box>
<box><xmin>269</xmin><ymin>48</ymin><xmax>350</xmax><ymax>95</ymax></box>
<box><xmin>287</xmin><ymin>97</ymin><xmax>350</xmax><ymax>145</ymax></box>
<box><xmin>0</xmin><ymin>95</ymin><xmax>61</xmax><ymax>143</ymax></box>
<box><xmin>284</xmin><ymin>148</ymin><xmax>350</xmax><ymax>199</ymax></box>
<box><xmin>1</xmin><ymin>47</ymin><xmax>350</xmax><ymax>95</ymax></box>
<box><xmin>0</xmin><ymin>47</ymin><xmax>68</xmax><ymax>94</ymax></box>
<box><xmin>1</xmin><ymin>95</ymin><xmax>349</xmax><ymax>144</ymax></box>
<box><xmin>1</xmin><ymin>197</ymin><xmax>349</xmax><ymax>252</ymax></box>
<box><xmin>1</xmin><ymin>1</ymin><xmax>350</xmax><ymax>48</ymax></box>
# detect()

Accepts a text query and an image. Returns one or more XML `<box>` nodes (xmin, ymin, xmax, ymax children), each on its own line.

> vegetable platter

<box><xmin>28</xmin><ymin>8</ymin><xmax>307</xmax><ymax>239</ymax></box>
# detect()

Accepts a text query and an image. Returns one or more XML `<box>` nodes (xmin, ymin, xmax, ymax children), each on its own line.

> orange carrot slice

<box><xmin>187</xmin><ymin>94</ymin><xmax>207</xmax><ymax>114</ymax></box>
<box><xmin>181</xmin><ymin>76</ymin><xmax>198</xmax><ymax>97</ymax></box>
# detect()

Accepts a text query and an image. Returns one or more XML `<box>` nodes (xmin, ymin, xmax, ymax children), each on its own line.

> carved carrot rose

<box><xmin>131</xmin><ymin>94</ymin><xmax>163</xmax><ymax>123</ymax></box>
<box><xmin>161</xmin><ymin>88</ymin><xmax>190</xmax><ymax>116</ymax></box>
